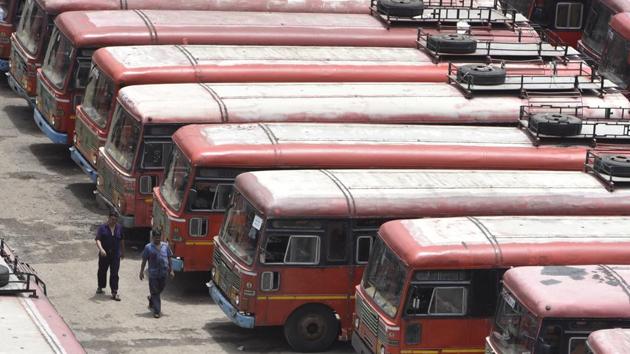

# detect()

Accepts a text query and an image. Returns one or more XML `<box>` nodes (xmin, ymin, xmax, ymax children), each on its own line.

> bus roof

<box><xmin>37</xmin><ymin>0</ymin><xmax>371</xmax><ymax>15</ymax></box>
<box><xmin>117</xmin><ymin>82</ymin><xmax>630</xmax><ymax>125</ymax></box>
<box><xmin>610</xmin><ymin>13</ymin><xmax>630</xmax><ymax>39</ymax></box>
<box><xmin>55</xmin><ymin>10</ymin><xmax>414</xmax><ymax>48</ymax></box>
<box><xmin>588</xmin><ymin>328</ymin><xmax>630</xmax><ymax>354</ymax></box>
<box><xmin>173</xmin><ymin>123</ymin><xmax>588</xmax><ymax>171</ymax></box>
<box><xmin>504</xmin><ymin>265</ymin><xmax>630</xmax><ymax>318</ymax></box>
<box><xmin>93</xmin><ymin>44</ymin><xmax>439</xmax><ymax>84</ymax></box>
<box><xmin>234</xmin><ymin>169</ymin><xmax>630</xmax><ymax>218</ymax></box>
<box><xmin>379</xmin><ymin>216</ymin><xmax>630</xmax><ymax>269</ymax></box>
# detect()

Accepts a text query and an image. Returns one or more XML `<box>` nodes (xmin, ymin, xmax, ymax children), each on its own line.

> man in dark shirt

<box><xmin>139</xmin><ymin>230</ymin><xmax>173</xmax><ymax>318</ymax></box>
<box><xmin>95</xmin><ymin>210</ymin><xmax>125</xmax><ymax>300</ymax></box>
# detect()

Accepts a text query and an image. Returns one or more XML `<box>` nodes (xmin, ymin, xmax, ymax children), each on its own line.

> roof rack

<box><xmin>518</xmin><ymin>105</ymin><xmax>630</xmax><ymax>146</ymax></box>
<box><xmin>416</xmin><ymin>28</ymin><xmax>571</xmax><ymax>62</ymax></box>
<box><xmin>0</xmin><ymin>239</ymin><xmax>46</xmax><ymax>298</ymax></box>
<box><xmin>370</xmin><ymin>0</ymin><xmax>526</xmax><ymax>29</ymax></box>
<box><xmin>585</xmin><ymin>149</ymin><xmax>630</xmax><ymax>191</ymax></box>
<box><xmin>447</xmin><ymin>62</ymin><xmax>617</xmax><ymax>98</ymax></box>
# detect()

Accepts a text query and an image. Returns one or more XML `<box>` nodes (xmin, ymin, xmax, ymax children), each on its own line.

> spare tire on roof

<box><xmin>376</xmin><ymin>0</ymin><xmax>424</xmax><ymax>17</ymax></box>
<box><xmin>594</xmin><ymin>154</ymin><xmax>630</xmax><ymax>177</ymax></box>
<box><xmin>426</xmin><ymin>34</ymin><xmax>477</xmax><ymax>54</ymax></box>
<box><xmin>0</xmin><ymin>264</ymin><xmax>9</xmax><ymax>287</ymax></box>
<box><xmin>456</xmin><ymin>64</ymin><xmax>507</xmax><ymax>85</ymax></box>
<box><xmin>529</xmin><ymin>113</ymin><xmax>582</xmax><ymax>136</ymax></box>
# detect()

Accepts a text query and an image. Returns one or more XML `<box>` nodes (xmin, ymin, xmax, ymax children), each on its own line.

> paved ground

<box><xmin>0</xmin><ymin>82</ymin><xmax>353</xmax><ymax>354</ymax></box>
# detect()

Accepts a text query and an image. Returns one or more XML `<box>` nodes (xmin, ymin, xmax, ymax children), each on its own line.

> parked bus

<box><xmin>598</xmin><ymin>13</ymin><xmax>630</xmax><ymax>89</ymax></box>
<box><xmin>152</xmin><ymin>122</ymin><xmax>603</xmax><ymax>273</ymax></box>
<box><xmin>587</xmin><ymin>328</ymin><xmax>630</xmax><ymax>354</ymax></box>
<box><xmin>485</xmin><ymin>265</ymin><xmax>630</xmax><ymax>354</ymax></box>
<box><xmin>353</xmin><ymin>216</ymin><xmax>630</xmax><ymax>354</ymax></box>
<box><xmin>95</xmin><ymin>81</ymin><xmax>630</xmax><ymax>231</ymax></box>
<box><xmin>208</xmin><ymin>168</ymin><xmax>630</xmax><ymax>352</ymax></box>
<box><xmin>577</xmin><ymin>0</ymin><xmax>630</xmax><ymax>64</ymax></box>
<box><xmin>0</xmin><ymin>0</ymin><xmax>22</xmax><ymax>71</ymax></box>
<box><xmin>0</xmin><ymin>239</ymin><xmax>84</xmax><ymax>353</ymax></box>
<box><xmin>71</xmin><ymin>45</ymin><xmax>588</xmax><ymax>179</ymax></box>
<box><xmin>7</xmin><ymin>0</ymin><xmax>371</xmax><ymax>103</ymax></box>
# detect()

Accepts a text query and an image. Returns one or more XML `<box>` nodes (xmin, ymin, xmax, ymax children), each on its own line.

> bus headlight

<box><xmin>211</xmin><ymin>268</ymin><xmax>216</xmax><ymax>280</ymax></box>
<box><xmin>234</xmin><ymin>295</ymin><xmax>240</xmax><ymax>306</ymax></box>
<box><xmin>73</xmin><ymin>134</ymin><xmax>77</xmax><ymax>145</ymax></box>
<box><xmin>380</xmin><ymin>346</ymin><xmax>385</xmax><ymax>354</ymax></box>
<box><xmin>354</xmin><ymin>318</ymin><xmax>360</xmax><ymax>329</ymax></box>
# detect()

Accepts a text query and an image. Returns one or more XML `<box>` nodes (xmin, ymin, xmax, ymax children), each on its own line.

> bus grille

<box><xmin>10</xmin><ymin>48</ymin><xmax>26</xmax><ymax>82</ymax></box>
<box><xmin>357</xmin><ymin>296</ymin><xmax>379</xmax><ymax>346</ymax></box>
<box><xmin>98</xmin><ymin>161</ymin><xmax>122</xmax><ymax>200</ymax></box>
<box><xmin>36</xmin><ymin>79</ymin><xmax>55</xmax><ymax>124</ymax></box>
<box><xmin>74</xmin><ymin>119</ymin><xmax>97</xmax><ymax>163</ymax></box>
<box><xmin>213</xmin><ymin>249</ymin><xmax>241</xmax><ymax>299</ymax></box>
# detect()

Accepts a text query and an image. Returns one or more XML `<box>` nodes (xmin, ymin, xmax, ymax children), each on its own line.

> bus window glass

<box><xmin>105</xmin><ymin>107</ymin><xmax>141</xmax><ymax>172</ymax></box>
<box><xmin>500</xmin><ymin>0</ymin><xmax>533</xmax><ymax>16</ymax></box>
<box><xmin>555</xmin><ymin>2</ymin><xmax>583</xmax><ymax>29</ymax></box>
<box><xmin>284</xmin><ymin>235</ymin><xmax>320</xmax><ymax>264</ymax></box>
<box><xmin>15</xmin><ymin>0</ymin><xmax>45</xmax><ymax>55</ymax></box>
<box><xmin>41</xmin><ymin>29</ymin><xmax>74</xmax><ymax>89</ymax></box>
<box><xmin>569</xmin><ymin>337</ymin><xmax>588</xmax><ymax>354</ymax></box>
<box><xmin>492</xmin><ymin>289</ymin><xmax>538</xmax><ymax>354</ymax></box>
<box><xmin>428</xmin><ymin>287</ymin><xmax>467</xmax><ymax>315</ymax></box>
<box><xmin>600</xmin><ymin>31</ymin><xmax>630</xmax><ymax>88</ymax></box>
<box><xmin>220</xmin><ymin>193</ymin><xmax>260</xmax><ymax>265</ymax></box>
<box><xmin>212</xmin><ymin>184</ymin><xmax>234</xmax><ymax>211</ymax></box>
<box><xmin>161</xmin><ymin>146</ymin><xmax>191</xmax><ymax>211</ymax></box>
<box><xmin>355</xmin><ymin>235</ymin><xmax>373</xmax><ymax>264</ymax></box>
<box><xmin>327</xmin><ymin>222</ymin><xmax>347</xmax><ymax>262</ymax></box>
<box><xmin>582</xmin><ymin>2</ymin><xmax>612</xmax><ymax>54</ymax></box>
<box><xmin>82</xmin><ymin>67</ymin><xmax>115</xmax><ymax>128</ymax></box>
<box><xmin>142</xmin><ymin>141</ymin><xmax>173</xmax><ymax>169</ymax></box>
<box><xmin>362</xmin><ymin>238</ymin><xmax>406</xmax><ymax>318</ymax></box>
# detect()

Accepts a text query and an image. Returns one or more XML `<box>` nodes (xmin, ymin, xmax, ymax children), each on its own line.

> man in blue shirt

<box><xmin>95</xmin><ymin>211</ymin><xmax>125</xmax><ymax>301</ymax></box>
<box><xmin>139</xmin><ymin>230</ymin><xmax>174</xmax><ymax>318</ymax></box>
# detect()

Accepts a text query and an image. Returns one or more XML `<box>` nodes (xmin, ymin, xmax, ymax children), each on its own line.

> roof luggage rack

<box><xmin>0</xmin><ymin>239</ymin><xmax>46</xmax><ymax>298</ymax></box>
<box><xmin>519</xmin><ymin>105</ymin><xmax>630</xmax><ymax>146</ymax></box>
<box><xmin>371</xmin><ymin>0</ymin><xmax>526</xmax><ymax>29</ymax></box>
<box><xmin>585</xmin><ymin>149</ymin><xmax>630</xmax><ymax>191</ymax></box>
<box><xmin>416</xmin><ymin>28</ymin><xmax>571</xmax><ymax>62</ymax></box>
<box><xmin>447</xmin><ymin>62</ymin><xmax>617</xmax><ymax>98</ymax></box>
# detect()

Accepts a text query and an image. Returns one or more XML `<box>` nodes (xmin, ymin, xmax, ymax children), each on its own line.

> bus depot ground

<box><xmin>0</xmin><ymin>82</ymin><xmax>353</xmax><ymax>353</ymax></box>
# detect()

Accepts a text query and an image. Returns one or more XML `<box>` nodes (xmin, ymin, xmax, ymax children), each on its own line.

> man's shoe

<box><xmin>96</xmin><ymin>288</ymin><xmax>104</xmax><ymax>294</ymax></box>
<box><xmin>153</xmin><ymin>312</ymin><xmax>161</xmax><ymax>318</ymax></box>
<box><xmin>111</xmin><ymin>293</ymin><xmax>121</xmax><ymax>301</ymax></box>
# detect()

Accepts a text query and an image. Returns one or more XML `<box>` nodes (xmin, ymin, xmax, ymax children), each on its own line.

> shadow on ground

<box><xmin>29</xmin><ymin>143</ymin><xmax>81</xmax><ymax>176</ymax></box>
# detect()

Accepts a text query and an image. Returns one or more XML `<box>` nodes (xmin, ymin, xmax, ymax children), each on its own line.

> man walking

<box><xmin>95</xmin><ymin>210</ymin><xmax>124</xmax><ymax>301</ymax></box>
<box><xmin>139</xmin><ymin>230</ymin><xmax>174</xmax><ymax>318</ymax></box>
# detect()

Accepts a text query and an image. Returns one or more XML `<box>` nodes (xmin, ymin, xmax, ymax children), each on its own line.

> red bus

<box><xmin>7</xmin><ymin>0</ymin><xmax>371</xmax><ymax>103</ymax></box>
<box><xmin>0</xmin><ymin>0</ymin><xmax>22</xmax><ymax>71</ymax></box>
<box><xmin>209</xmin><ymin>168</ymin><xmax>630</xmax><ymax>352</ymax></box>
<box><xmin>577</xmin><ymin>0</ymin><xmax>630</xmax><ymax>64</ymax></box>
<box><xmin>353</xmin><ymin>217</ymin><xmax>630</xmax><ymax>354</ymax></box>
<box><xmin>152</xmin><ymin>121</ymin><xmax>604</xmax><ymax>273</ymax></box>
<box><xmin>587</xmin><ymin>329</ymin><xmax>630</xmax><ymax>354</ymax></box>
<box><xmin>71</xmin><ymin>45</ymin><xmax>587</xmax><ymax>181</ymax></box>
<box><xmin>486</xmin><ymin>265</ymin><xmax>630</xmax><ymax>354</ymax></box>
<box><xmin>95</xmin><ymin>81</ymin><xmax>630</xmax><ymax>231</ymax></box>
<box><xmin>0</xmin><ymin>239</ymin><xmax>84</xmax><ymax>353</ymax></box>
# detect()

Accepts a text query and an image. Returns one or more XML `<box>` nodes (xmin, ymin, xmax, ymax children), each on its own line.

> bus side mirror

<box><xmin>535</xmin><ymin>338</ymin><xmax>552</xmax><ymax>354</ymax></box>
<box><xmin>188</xmin><ymin>188</ymin><xmax>198</xmax><ymax>210</ymax></box>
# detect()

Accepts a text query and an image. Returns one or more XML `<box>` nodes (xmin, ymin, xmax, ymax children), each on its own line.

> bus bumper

<box><xmin>207</xmin><ymin>281</ymin><xmax>255</xmax><ymax>329</ymax></box>
<box><xmin>352</xmin><ymin>333</ymin><xmax>374</xmax><ymax>354</ymax></box>
<box><xmin>34</xmin><ymin>108</ymin><xmax>67</xmax><ymax>144</ymax></box>
<box><xmin>69</xmin><ymin>146</ymin><xmax>97</xmax><ymax>183</ymax></box>
<box><xmin>6</xmin><ymin>72</ymin><xmax>34</xmax><ymax>106</ymax></box>
<box><xmin>94</xmin><ymin>191</ymin><xmax>135</xmax><ymax>228</ymax></box>
<box><xmin>0</xmin><ymin>58</ymin><xmax>10</xmax><ymax>72</ymax></box>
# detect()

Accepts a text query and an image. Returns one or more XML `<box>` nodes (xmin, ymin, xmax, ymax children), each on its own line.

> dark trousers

<box><xmin>148</xmin><ymin>276</ymin><xmax>166</xmax><ymax>314</ymax></box>
<box><xmin>97</xmin><ymin>253</ymin><xmax>120</xmax><ymax>292</ymax></box>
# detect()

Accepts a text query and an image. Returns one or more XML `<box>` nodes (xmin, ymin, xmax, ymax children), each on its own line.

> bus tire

<box><xmin>594</xmin><ymin>154</ymin><xmax>630</xmax><ymax>177</ymax></box>
<box><xmin>0</xmin><ymin>264</ymin><xmax>9</xmax><ymax>287</ymax></box>
<box><xmin>529</xmin><ymin>113</ymin><xmax>582</xmax><ymax>136</ymax></box>
<box><xmin>376</xmin><ymin>0</ymin><xmax>424</xmax><ymax>17</ymax></box>
<box><xmin>426</xmin><ymin>34</ymin><xmax>477</xmax><ymax>54</ymax></box>
<box><xmin>456</xmin><ymin>64</ymin><xmax>506</xmax><ymax>85</ymax></box>
<box><xmin>284</xmin><ymin>304</ymin><xmax>339</xmax><ymax>352</ymax></box>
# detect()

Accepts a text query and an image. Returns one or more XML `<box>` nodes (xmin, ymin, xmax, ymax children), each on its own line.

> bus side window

<box><xmin>326</xmin><ymin>221</ymin><xmax>348</xmax><ymax>263</ymax></box>
<box><xmin>569</xmin><ymin>337</ymin><xmax>587</xmax><ymax>354</ymax></box>
<box><xmin>355</xmin><ymin>235</ymin><xmax>373</xmax><ymax>264</ymax></box>
<box><xmin>211</xmin><ymin>184</ymin><xmax>234</xmax><ymax>211</ymax></box>
<box><xmin>262</xmin><ymin>234</ymin><xmax>321</xmax><ymax>265</ymax></box>
<box><xmin>190</xmin><ymin>180</ymin><xmax>215</xmax><ymax>210</ymax></box>
<box><xmin>406</xmin><ymin>285</ymin><xmax>468</xmax><ymax>316</ymax></box>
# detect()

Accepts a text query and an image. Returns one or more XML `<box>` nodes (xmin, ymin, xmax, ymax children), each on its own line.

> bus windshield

<box><xmin>490</xmin><ymin>289</ymin><xmax>539</xmax><ymax>354</ymax></box>
<box><xmin>362</xmin><ymin>237</ymin><xmax>406</xmax><ymax>318</ymax></box>
<box><xmin>41</xmin><ymin>28</ymin><xmax>74</xmax><ymax>89</ymax></box>
<box><xmin>220</xmin><ymin>192</ymin><xmax>261</xmax><ymax>266</ymax></box>
<box><xmin>15</xmin><ymin>0</ymin><xmax>45</xmax><ymax>55</ymax></box>
<box><xmin>161</xmin><ymin>146</ymin><xmax>191</xmax><ymax>212</ymax></box>
<box><xmin>82</xmin><ymin>67</ymin><xmax>115</xmax><ymax>128</ymax></box>
<box><xmin>582</xmin><ymin>0</ymin><xmax>613</xmax><ymax>55</ymax></box>
<box><xmin>600</xmin><ymin>31</ymin><xmax>630</xmax><ymax>88</ymax></box>
<box><xmin>104</xmin><ymin>106</ymin><xmax>141</xmax><ymax>172</ymax></box>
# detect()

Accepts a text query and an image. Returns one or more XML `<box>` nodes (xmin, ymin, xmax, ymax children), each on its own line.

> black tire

<box><xmin>284</xmin><ymin>304</ymin><xmax>339</xmax><ymax>352</ymax></box>
<box><xmin>594</xmin><ymin>154</ymin><xmax>630</xmax><ymax>177</ymax></box>
<box><xmin>0</xmin><ymin>264</ymin><xmax>9</xmax><ymax>288</ymax></box>
<box><xmin>426</xmin><ymin>34</ymin><xmax>477</xmax><ymax>54</ymax></box>
<box><xmin>456</xmin><ymin>64</ymin><xmax>507</xmax><ymax>85</ymax></box>
<box><xmin>376</xmin><ymin>0</ymin><xmax>424</xmax><ymax>17</ymax></box>
<box><xmin>529</xmin><ymin>113</ymin><xmax>582</xmax><ymax>136</ymax></box>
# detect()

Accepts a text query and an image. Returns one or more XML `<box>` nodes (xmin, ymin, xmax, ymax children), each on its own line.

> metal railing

<box><xmin>0</xmin><ymin>239</ymin><xmax>46</xmax><ymax>298</ymax></box>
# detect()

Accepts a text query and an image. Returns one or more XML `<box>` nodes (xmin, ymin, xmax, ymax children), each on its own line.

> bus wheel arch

<box><xmin>283</xmin><ymin>303</ymin><xmax>340</xmax><ymax>352</ymax></box>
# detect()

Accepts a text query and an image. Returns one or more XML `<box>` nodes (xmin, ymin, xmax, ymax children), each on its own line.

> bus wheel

<box><xmin>456</xmin><ymin>64</ymin><xmax>506</xmax><ymax>85</ymax></box>
<box><xmin>427</xmin><ymin>34</ymin><xmax>477</xmax><ymax>54</ymax></box>
<box><xmin>529</xmin><ymin>113</ymin><xmax>582</xmax><ymax>137</ymax></box>
<box><xmin>0</xmin><ymin>264</ymin><xmax>8</xmax><ymax>287</ymax></box>
<box><xmin>284</xmin><ymin>304</ymin><xmax>339</xmax><ymax>352</ymax></box>
<box><xmin>594</xmin><ymin>154</ymin><xmax>630</xmax><ymax>177</ymax></box>
<box><xmin>376</xmin><ymin>0</ymin><xmax>424</xmax><ymax>17</ymax></box>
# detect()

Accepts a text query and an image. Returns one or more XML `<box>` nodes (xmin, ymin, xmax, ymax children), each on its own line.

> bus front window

<box><xmin>600</xmin><ymin>31</ymin><xmax>630</xmax><ymax>88</ymax></box>
<box><xmin>15</xmin><ymin>0</ymin><xmax>45</xmax><ymax>55</ymax></box>
<box><xmin>82</xmin><ymin>67</ymin><xmax>115</xmax><ymax>128</ymax></box>
<box><xmin>104</xmin><ymin>106</ymin><xmax>140</xmax><ymax>172</ymax></box>
<box><xmin>220</xmin><ymin>192</ymin><xmax>261</xmax><ymax>266</ymax></box>
<box><xmin>490</xmin><ymin>289</ymin><xmax>538</xmax><ymax>354</ymax></box>
<box><xmin>41</xmin><ymin>28</ymin><xmax>74</xmax><ymax>89</ymax></box>
<box><xmin>161</xmin><ymin>146</ymin><xmax>191</xmax><ymax>212</ymax></box>
<box><xmin>581</xmin><ymin>1</ymin><xmax>612</xmax><ymax>55</ymax></box>
<box><xmin>362</xmin><ymin>237</ymin><xmax>406</xmax><ymax>318</ymax></box>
